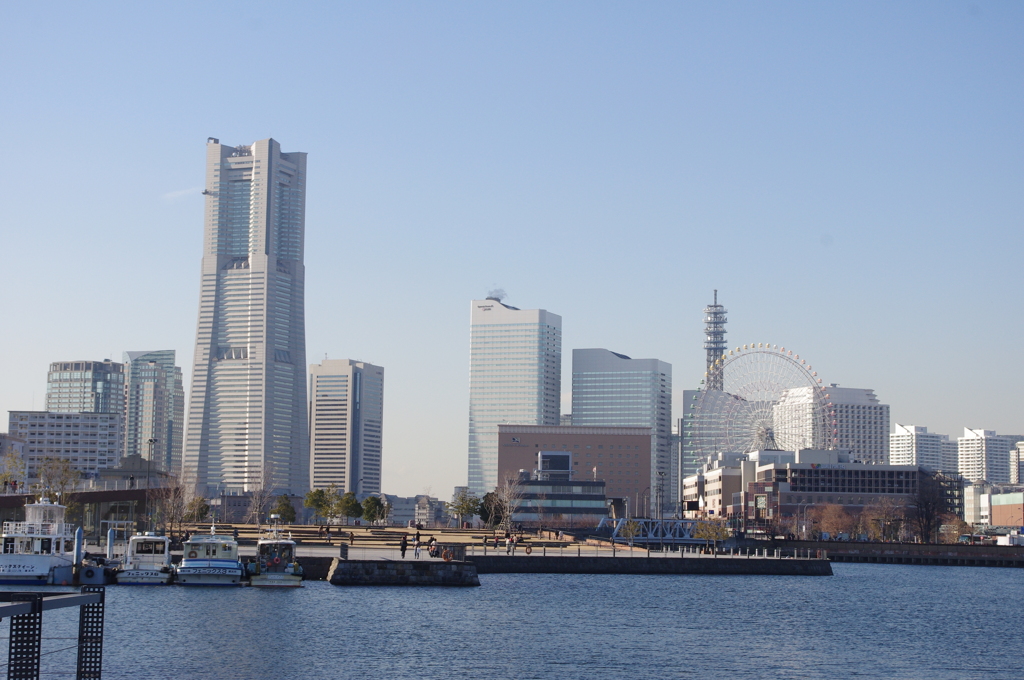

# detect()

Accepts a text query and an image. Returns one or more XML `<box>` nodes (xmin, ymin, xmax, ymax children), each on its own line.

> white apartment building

<box><xmin>958</xmin><ymin>428</ymin><xmax>1024</xmax><ymax>484</ymax></box>
<box><xmin>890</xmin><ymin>424</ymin><xmax>955</xmax><ymax>473</ymax></box>
<box><xmin>776</xmin><ymin>385</ymin><xmax>889</xmax><ymax>464</ymax></box>
<box><xmin>1011</xmin><ymin>442</ymin><xmax>1024</xmax><ymax>484</ymax></box>
<box><xmin>308</xmin><ymin>360</ymin><xmax>384</xmax><ymax>494</ymax></box>
<box><xmin>467</xmin><ymin>298</ymin><xmax>561</xmax><ymax>496</ymax></box>
<box><xmin>7</xmin><ymin>411</ymin><xmax>122</xmax><ymax>475</ymax></box>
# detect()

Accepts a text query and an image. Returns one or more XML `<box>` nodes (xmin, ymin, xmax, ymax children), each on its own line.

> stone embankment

<box><xmin>778</xmin><ymin>540</ymin><xmax>1024</xmax><ymax>568</ymax></box>
<box><xmin>326</xmin><ymin>559</ymin><xmax>481</xmax><ymax>586</ymax></box>
<box><xmin>468</xmin><ymin>555</ymin><xmax>832</xmax><ymax>576</ymax></box>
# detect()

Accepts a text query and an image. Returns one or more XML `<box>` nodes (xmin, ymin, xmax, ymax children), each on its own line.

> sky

<box><xmin>1</xmin><ymin>3</ymin><xmax>1021</xmax><ymax>497</ymax></box>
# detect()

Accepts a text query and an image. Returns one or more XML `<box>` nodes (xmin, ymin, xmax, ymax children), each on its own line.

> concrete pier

<box><xmin>468</xmin><ymin>555</ymin><xmax>833</xmax><ymax>576</ymax></box>
<box><xmin>326</xmin><ymin>559</ymin><xmax>481</xmax><ymax>586</ymax></box>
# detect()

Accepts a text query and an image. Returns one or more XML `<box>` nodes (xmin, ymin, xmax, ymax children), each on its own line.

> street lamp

<box><xmin>146</xmin><ymin>438</ymin><xmax>157</xmax><ymax>532</ymax></box>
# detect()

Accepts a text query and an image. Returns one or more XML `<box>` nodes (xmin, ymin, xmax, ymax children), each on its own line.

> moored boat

<box><xmin>115</xmin><ymin>533</ymin><xmax>174</xmax><ymax>585</ymax></box>
<box><xmin>0</xmin><ymin>498</ymin><xmax>76</xmax><ymax>585</ymax></box>
<box><xmin>249</xmin><ymin>514</ymin><xmax>303</xmax><ymax>588</ymax></box>
<box><xmin>175</xmin><ymin>525</ymin><xmax>244</xmax><ymax>586</ymax></box>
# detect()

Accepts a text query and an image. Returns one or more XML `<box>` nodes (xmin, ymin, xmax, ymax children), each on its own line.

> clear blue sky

<box><xmin>1</xmin><ymin>3</ymin><xmax>1021</xmax><ymax>497</ymax></box>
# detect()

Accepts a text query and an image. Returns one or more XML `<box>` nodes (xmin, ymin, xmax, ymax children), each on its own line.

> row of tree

<box><xmin>302</xmin><ymin>485</ymin><xmax>390</xmax><ymax>525</ymax></box>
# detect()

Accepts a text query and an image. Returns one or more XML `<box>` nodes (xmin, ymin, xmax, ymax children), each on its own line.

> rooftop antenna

<box><xmin>703</xmin><ymin>290</ymin><xmax>728</xmax><ymax>390</ymax></box>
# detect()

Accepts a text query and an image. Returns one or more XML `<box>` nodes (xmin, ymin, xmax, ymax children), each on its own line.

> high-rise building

<box><xmin>703</xmin><ymin>291</ymin><xmax>727</xmax><ymax>391</ymax></box>
<box><xmin>46</xmin><ymin>360</ymin><xmax>125</xmax><ymax>415</ymax></box>
<box><xmin>123</xmin><ymin>350</ymin><xmax>184</xmax><ymax>473</ymax></box>
<box><xmin>958</xmin><ymin>428</ymin><xmax>1024</xmax><ymax>484</ymax></box>
<box><xmin>781</xmin><ymin>385</ymin><xmax>889</xmax><ymax>464</ymax></box>
<box><xmin>309</xmin><ymin>360</ymin><xmax>384</xmax><ymax>494</ymax></box>
<box><xmin>467</xmin><ymin>297</ymin><xmax>561</xmax><ymax>496</ymax></box>
<box><xmin>571</xmin><ymin>349</ymin><xmax>673</xmax><ymax>513</ymax></box>
<box><xmin>890</xmin><ymin>424</ymin><xmax>955</xmax><ymax>473</ymax></box>
<box><xmin>184</xmin><ymin>138</ymin><xmax>309</xmax><ymax>496</ymax></box>
<box><xmin>8</xmin><ymin>411</ymin><xmax>122</xmax><ymax>475</ymax></box>
<box><xmin>677</xmin><ymin>390</ymin><xmax>704</xmax><ymax>481</ymax></box>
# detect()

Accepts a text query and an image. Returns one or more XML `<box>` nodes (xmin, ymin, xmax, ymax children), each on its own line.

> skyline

<box><xmin>1</xmin><ymin>4</ymin><xmax>1022</xmax><ymax>497</ymax></box>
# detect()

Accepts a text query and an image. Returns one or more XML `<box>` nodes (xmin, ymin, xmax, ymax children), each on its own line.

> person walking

<box><xmin>400</xmin><ymin>535</ymin><xmax>408</xmax><ymax>559</ymax></box>
<box><xmin>414</xmin><ymin>537</ymin><xmax>421</xmax><ymax>559</ymax></box>
<box><xmin>325</xmin><ymin>526</ymin><xmax>332</xmax><ymax>544</ymax></box>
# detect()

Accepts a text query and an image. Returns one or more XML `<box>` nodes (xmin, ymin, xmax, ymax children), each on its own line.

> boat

<box><xmin>0</xmin><ymin>497</ymin><xmax>76</xmax><ymax>585</ymax></box>
<box><xmin>174</xmin><ymin>525</ymin><xmax>244</xmax><ymax>586</ymax></box>
<box><xmin>248</xmin><ymin>514</ymin><xmax>303</xmax><ymax>588</ymax></box>
<box><xmin>115</xmin><ymin>533</ymin><xmax>174</xmax><ymax>585</ymax></box>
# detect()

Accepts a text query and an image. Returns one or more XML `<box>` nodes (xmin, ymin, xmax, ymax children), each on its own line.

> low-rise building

<box><xmin>990</xmin><ymin>492</ymin><xmax>1024</xmax><ymax>526</ymax></box>
<box><xmin>8</xmin><ymin>411</ymin><xmax>123</xmax><ymax>475</ymax></box>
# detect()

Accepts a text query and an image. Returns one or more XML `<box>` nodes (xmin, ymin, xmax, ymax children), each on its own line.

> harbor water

<box><xmin>4</xmin><ymin>562</ymin><xmax>1022</xmax><ymax>679</ymax></box>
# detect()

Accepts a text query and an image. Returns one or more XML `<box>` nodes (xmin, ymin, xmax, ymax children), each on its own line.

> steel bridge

<box><xmin>596</xmin><ymin>518</ymin><xmax>711</xmax><ymax>545</ymax></box>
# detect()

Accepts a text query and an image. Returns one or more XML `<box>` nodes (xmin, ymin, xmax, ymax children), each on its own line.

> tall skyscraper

<box><xmin>467</xmin><ymin>297</ymin><xmax>561</xmax><ymax>496</ymax></box>
<box><xmin>572</xmin><ymin>349</ymin><xmax>673</xmax><ymax>513</ymax></box>
<box><xmin>309</xmin><ymin>359</ymin><xmax>385</xmax><ymax>494</ymax></box>
<box><xmin>184</xmin><ymin>138</ymin><xmax>309</xmax><ymax>495</ymax></box>
<box><xmin>123</xmin><ymin>350</ymin><xmax>184</xmax><ymax>473</ymax></box>
<box><xmin>46</xmin><ymin>360</ymin><xmax>125</xmax><ymax>415</ymax></box>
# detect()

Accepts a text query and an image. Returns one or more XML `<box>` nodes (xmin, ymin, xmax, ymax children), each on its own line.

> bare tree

<box><xmin>495</xmin><ymin>474</ymin><xmax>525</xmax><ymax>532</ymax></box>
<box><xmin>155</xmin><ymin>467</ymin><xmax>204</xmax><ymax>541</ymax></box>
<box><xmin>862</xmin><ymin>496</ymin><xmax>906</xmax><ymax>541</ymax></box>
<box><xmin>245</xmin><ymin>462</ymin><xmax>275</xmax><ymax>527</ymax></box>
<box><xmin>0</xmin><ymin>446</ymin><xmax>26</xmax><ymax>489</ymax></box>
<box><xmin>37</xmin><ymin>457</ymin><xmax>79</xmax><ymax>502</ymax></box>
<box><xmin>910</xmin><ymin>472</ymin><xmax>951</xmax><ymax>544</ymax></box>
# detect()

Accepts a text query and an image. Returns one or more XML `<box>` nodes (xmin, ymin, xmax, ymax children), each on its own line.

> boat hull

<box><xmin>0</xmin><ymin>556</ymin><xmax>74</xmax><ymax>585</ymax></box>
<box><xmin>175</xmin><ymin>562</ymin><xmax>243</xmax><ymax>586</ymax></box>
<box><xmin>116</xmin><ymin>569</ymin><xmax>174</xmax><ymax>585</ymax></box>
<box><xmin>250</xmin><ymin>572</ymin><xmax>303</xmax><ymax>588</ymax></box>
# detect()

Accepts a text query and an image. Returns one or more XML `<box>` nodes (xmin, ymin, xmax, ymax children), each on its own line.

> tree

<box><xmin>446</xmin><ymin>489</ymin><xmax>481</xmax><ymax>527</ymax></box>
<box><xmin>37</xmin><ymin>457</ymin><xmax>79</xmax><ymax>502</ymax></box>
<box><xmin>0</xmin><ymin>446</ymin><xmax>26</xmax><ymax>489</ymax></box>
<box><xmin>271</xmin><ymin>495</ymin><xmax>297</xmax><ymax>523</ymax></box>
<box><xmin>478</xmin><ymin>492</ymin><xmax>502</xmax><ymax>528</ymax></box>
<box><xmin>619</xmin><ymin>519</ymin><xmax>642</xmax><ymax>549</ymax></box>
<box><xmin>910</xmin><ymin>472</ymin><xmax>952</xmax><ymax>544</ymax></box>
<box><xmin>185</xmin><ymin>497</ymin><xmax>210</xmax><ymax>523</ymax></box>
<box><xmin>303</xmin><ymin>488</ymin><xmax>330</xmax><ymax>523</ymax></box>
<box><xmin>693</xmin><ymin>519</ymin><xmax>730</xmax><ymax>551</ymax></box>
<box><xmin>862</xmin><ymin>497</ymin><xmax>906</xmax><ymax>541</ymax></box>
<box><xmin>244</xmin><ymin>463</ymin><xmax>275</xmax><ymax>526</ymax></box>
<box><xmin>362</xmin><ymin>495</ymin><xmax>384</xmax><ymax>524</ymax></box>
<box><xmin>939</xmin><ymin>514</ymin><xmax>970</xmax><ymax>544</ymax></box>
<box><xmin>494</xmin><ymin>474</ymin><xmax>525</xmax><ymax>531</ymax></box>
<box><xmin>812</xmin><ymin>504</ymin><xmax>856</xmax><ymax>538</ymax></box>
<box><xmin>338</xmin><ymin>491</ymin><xmax>363</xmax><ymax>525</ymax></box>
<box><xmin>154</xmin><ymin>467</ymin><xmax>204</xmax><ymax>540</ymax></box>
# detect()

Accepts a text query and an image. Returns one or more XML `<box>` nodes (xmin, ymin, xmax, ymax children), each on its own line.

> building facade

<box><xmin>467</xmin><ymin>298</ymin><xmax>561</xmax><ymax>496</ymax></box>
<box><xmin>45</xmin><ymin>360</ymin><xmax>125</xmax><ymax>415</ymax></box>
<box><xmin>571</xmin><ymin>348</ymin><xmax>673</xmax><ymax>513</ymax></box>
<box><xmin>308</xmin><ymin>359</ymin><xmax>384</xmax><ymax>494</ymax></box>
<box><xmin>890</xmin><ymin>424</ymin><xmax>955</xmax><ymax>473</ymax></box>
<box><xmin>496</xmin><ymin>424</ymin><xmax>652</xmax><ymax>514</ymax></box>
<box><xmin>184</xmin><ymin>138</ymin><xmax>309</xmax><ymax>496</ymax></box>
<box><xmin>8</xmin><ymin>411</ymin><xmax>122</xmax><ymax>475</ymax></box>
<box><xmin>958</xmin><ymin>428</ymin><xmax>1024</xmax><ymax>484</ymax></box>
<box><xmin>123</xmin><ymin>350</ymin><xmax>184</xmax><ymax>473</ymax></box>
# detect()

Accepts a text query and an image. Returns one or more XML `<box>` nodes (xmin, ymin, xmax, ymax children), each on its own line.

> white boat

<box><xmin>115</xmin><ymin>533</ymin><xmax>173</xmax><ymax>585</ymax></box>
<box><xmin>0</xmin><ymin>498</ymin><xmax>76</xmax><ymax>585</ymax></box>
<box><xmin>175</xmin><ymin>525</ymin><xmax>244</xmax><ymax>586</ymax></box>
<box><xmin>248</xmin><ymin>515</ymin><xmax>303</xmax><ymax>588</ymax></box>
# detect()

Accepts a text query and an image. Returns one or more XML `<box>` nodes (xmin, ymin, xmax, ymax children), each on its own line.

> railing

<box><xmin>2</xmin><ymin>522</ymin><xmax>76</xmax><ymax>536</ymax></box>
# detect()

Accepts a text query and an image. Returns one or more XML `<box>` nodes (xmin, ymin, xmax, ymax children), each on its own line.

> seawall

<box><xmin>778</xmin><ymin>540</ymin><xmax>1024</xmax><ymax>568</ymax></box>
<box><xmin>327</xmin><ymin>559</ymin><xmax>481</xmax><ymax>586</ymax></box>
<box><xmin>468</xmin><ymin>555</ymin><xmax>832</xmax><ymax>576</ymax></box>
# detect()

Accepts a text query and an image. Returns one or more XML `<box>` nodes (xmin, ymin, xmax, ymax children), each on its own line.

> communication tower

<box><xmin>703</xmin><ymin>290</ymin><xmax>727</xmax><ymax>390</ymax></box>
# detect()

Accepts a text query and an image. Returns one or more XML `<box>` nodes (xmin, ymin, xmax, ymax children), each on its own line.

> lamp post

<box><xmin>146</xmin><ymin>437</ymin><xmax>157</xmax><ymax>532</ymax></box>
<box><xmin>656</xmin><ymin>471</ymin><xmax>666</xmax><ymax>551</ymax></box>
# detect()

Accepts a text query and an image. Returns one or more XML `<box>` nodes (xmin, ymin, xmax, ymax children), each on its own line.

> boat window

<box><xmin>41</xmin><ymin>538</ymin><xmax>52</xmax><ymax>554</ymax></box>
<box><xmin>3</xmin><ymin>538</ymin><xmax>14</xmax><ymax>554</ymax></box>
<box><xmin>138</xmin><ymin>542</ymin><xmax>153</xmax><ymax>554</ymax></box>
<box><xmin>153</xmin><ymin>542</ymin><xmax>166</xmax><ymax>554</ymax></box>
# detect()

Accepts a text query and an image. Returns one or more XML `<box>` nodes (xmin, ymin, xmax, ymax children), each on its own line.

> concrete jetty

<box><xmin>468</xmin><ymin>554</ymin><xmax>832</xmax><ymax>576</ymax></box>
<box><xmin>326</xmin><ymin>559</ymin><xmax>481</xmax><ymax>586</ymax></box>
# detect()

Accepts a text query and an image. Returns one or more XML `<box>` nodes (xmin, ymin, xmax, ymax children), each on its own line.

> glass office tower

<box><xmin>467</xmin><ymin>298</ymin><xmax>561</xmax><ymax>496</ymax></box>
<box><xmin>123</xmin><ymin>350</ymin><xmax>184</xmax><ymax>473</ymax></box>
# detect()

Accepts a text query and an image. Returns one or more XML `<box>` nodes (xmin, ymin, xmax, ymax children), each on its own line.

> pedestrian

<box><xmin>232</xmin><ymin>527</ymin><xmax>239</xmax><ymax>540</ymax></box>
<box><xmin>494</xmin><ymin>536</ymin><xmax>499</xmax><ymax>550</ymax></box>
<box><xmin>400</xmin><ymin>535</ymin><xmax>408</xmax><ymax>559</ymax></box>
<box><xmin>414</xmin><ymin>537</ymin><xmax>421</xmax><ymax>559</ymax></box>
<box><xmin>318</xmin><ymin>524</ymin><xmax>325</xmax><ymax>538</ymax></box>
<box><xmin>511</xmin><ymin>535</ymin><xmax>517</xmax><ymax>555</ymax></box>
<box><xmin>428</xmin><ymin>536</ymin><xmax>437</xmax><ymax>558</ymax></box>
<box><xmin>505</xmin><ymin>535</ymin><xmax>512</xmax><ymax>555</ymax></box>
<box><xmin>414</xmin><ymin>530</ymin><xmax>421</xmax><ymax>545</ymax></box>
<box><xmin>325</xmin><ymin>526</ymin><xmax>332</xmax><ymax>544</ymax></box>
<box><xmin>349</xmin><ymin>531</ymin><xmax>355</xmax><ymax>545</ymax></box>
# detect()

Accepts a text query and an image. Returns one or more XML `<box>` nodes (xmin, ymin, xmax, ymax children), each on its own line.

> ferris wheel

<box><xmin>685</xmin><ymin>343</ymin><xmax>836</xmax><ymax>464</ymax></box>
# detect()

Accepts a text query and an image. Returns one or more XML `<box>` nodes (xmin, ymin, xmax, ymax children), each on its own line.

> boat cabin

<box><xmin>184</xmin><ymin>536</ymin><xmax>238</xmax><ymax>561</ymax></box>
<box><xmin>2</xmin><ymin>500</ymin><xmax>74</xmax><ymax>555</ymax></box>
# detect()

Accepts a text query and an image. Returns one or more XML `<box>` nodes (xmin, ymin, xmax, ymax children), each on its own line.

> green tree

<box><xmin>478</xmin><ymin>492</ymin><xmax>503</xmax><ymax>529</ymax></box>
<box><xmin>693</xmin><ymin>519</ymin><xmax>730</xmax><ymax>551</ymax></box>
<box><xmin>618</xmin><ymin>519</ymin><xmax>642</xmax><ymax>549</ymax></box>
<box><xmin>362</xmin><ymin>495</ymin><xmax>384</xmax><ymax>524</ymax></box>
<box><xmin>446</xmin><ymin>489</ymin><xmax>481</xmax><ymax>526</ymax></box>
<box><xmin>303</xmin><ymin>488</ymin><xmax>330</xmax><ymax>523</ymax></box>
<box><xmin>337</xmin><ymin>491</ymin><xmax>363</xmax><ymax>525</ymax></box>
<box><xmin>271</xmin><ymin>495</ymin><xmax>297</xmax><ymax>523</ymax></box>
<box><xmin>184</xmin><ymin>497</ymin><xmax>210</xmax><ymax>523</ymax></box>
